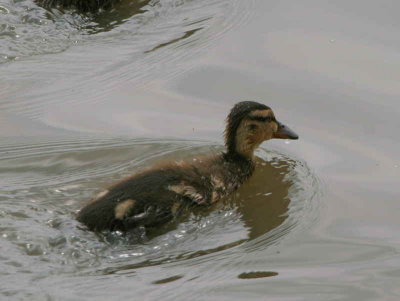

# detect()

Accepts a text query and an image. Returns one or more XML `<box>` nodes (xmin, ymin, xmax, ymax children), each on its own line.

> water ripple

<box><xmin>0</xmin><ymin>136</ymin><xmax>321</xmax><ymax>299</ymax></box>
<box><xmin>2</xmin><ymin>138</ymin><xmax>319</xmax><ymax>262</ymax></box>
<box><xmin>1</xmin><ymin>0</ymin><xmax>255</xmax><ymax>118</ymax></box>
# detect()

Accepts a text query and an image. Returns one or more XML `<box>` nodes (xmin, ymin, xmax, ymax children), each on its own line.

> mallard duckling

<box><xmin>77</xmin><ymin>101</ymin><xmax>298</xmax><ymax>232</ymax></box>
<box><xmin>36</xmin><ymin>0</ymin><xmax>117</xmax><ymax>12</ymax></box>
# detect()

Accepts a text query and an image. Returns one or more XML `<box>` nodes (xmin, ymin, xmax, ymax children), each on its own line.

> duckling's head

<box><xmin>225</xmin><ymin>101</ymin><xmax>298</xmax><ymax>158</ymax></box>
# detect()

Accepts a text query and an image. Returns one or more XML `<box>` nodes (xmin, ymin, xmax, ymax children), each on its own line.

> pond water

<box><xmin>1</xmin><ymin>0</ymin><xmax>400</xmax><ymax>300</ymax></box>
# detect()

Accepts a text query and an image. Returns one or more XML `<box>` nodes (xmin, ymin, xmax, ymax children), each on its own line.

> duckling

<box><xmin>36</xmin><ymin>0</ymin><xmax>117</xmax><ymax>12</ymax></box>
<box><xmin>77</xmin><ymin>101</ymin><xmax>298</xmax><ymax>232</ymax></box>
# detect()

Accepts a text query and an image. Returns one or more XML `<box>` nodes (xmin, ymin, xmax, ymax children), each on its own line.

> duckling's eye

<box><xmin>248</xmin><ymin>124</ymin><xmax>258</xmax><ymax>131</ymax></box>
<box><xmin>248</xmin><ymin>116</ymin><xmax>274</xmax><ymax>122</ymax></box>
<box><xmin>265</xmin><ymin>116</ymin><xmax>275</xmax><ymax>122</ymax></box>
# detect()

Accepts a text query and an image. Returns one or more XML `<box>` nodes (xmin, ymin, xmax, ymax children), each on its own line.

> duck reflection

<box><xmin>233</xmin><ymin>157</ymin><xmax>291</xmax><ymax>239</ymax></box>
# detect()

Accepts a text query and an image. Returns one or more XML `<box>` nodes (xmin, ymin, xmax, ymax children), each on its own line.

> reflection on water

<box><xmin>144</xmin><ymin>27</ymin><xmax>202</xmax><ymax>53</ymax></box>
<box><xmin>237</xmin><ymin>271</ymin><xmax>278</xmax><ymax>279</ymax></box>
<box><xmin>235</xmin><ymin>156</ymin><xmax>291</xmax><ymax>239</ymax></box>
<box><xmin>152</xmin><ymin>274</ymin><xmax>183</xmax><ymax>284</ymax></box>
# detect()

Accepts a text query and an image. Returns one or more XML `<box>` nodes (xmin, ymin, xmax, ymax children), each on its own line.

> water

<box><xmin>0</xmin><ymin>136</ymin><xmax>319</xmax><ymax>299</ymax></box>
<box><xmin>1</xmin><ymin>0</ymin><xmax>400</xmax><ymax>300</ymax></box>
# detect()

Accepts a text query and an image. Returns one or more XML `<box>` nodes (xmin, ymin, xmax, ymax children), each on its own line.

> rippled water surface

<box><xmin>1</xmin><ymin>136</ymin><xmax>319</xmax><ymax>299</ymax></box>
<box><xmin>1</xmin><ymin>0</ymin><xmax>400</xmax><ymax>300</ymax></box>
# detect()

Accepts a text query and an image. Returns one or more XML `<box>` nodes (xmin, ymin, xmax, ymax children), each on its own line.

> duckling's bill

<box><xmin>273</xmin><ymin>121</ymin><xmax>299</xmax><ymax>140</ymax></box>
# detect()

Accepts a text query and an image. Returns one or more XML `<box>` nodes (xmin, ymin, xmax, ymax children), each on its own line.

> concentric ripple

<box><xmin>0</xmin><ymin>136</ymin><xmax>321</xmax><ymax>296</ymax></box>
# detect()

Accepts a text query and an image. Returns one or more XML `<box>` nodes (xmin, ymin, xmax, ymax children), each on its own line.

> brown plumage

<box><xmin>76</xmin><ymin>101</ymin><xmax>298</xmax><ymax>232</ymax></box>
<box><xmin>36</xmin><ymin>0</ymin><xmax>149</xmax><ymax>14</ymax></box>
<box><xmin>36</xmin><ymin>0</ymin><xmax>117</xmax><ymax>12</ymax></box>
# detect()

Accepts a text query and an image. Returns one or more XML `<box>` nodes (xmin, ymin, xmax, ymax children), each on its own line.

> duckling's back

<box><xmin>77</xmin><ymin>167</ymin><xmax>188</xmax><ymax>231</ymax></box>
<box><xmin>77</xmin><ymin>154</ymin><xmax>254</xmax><ymax>232</ymax></box>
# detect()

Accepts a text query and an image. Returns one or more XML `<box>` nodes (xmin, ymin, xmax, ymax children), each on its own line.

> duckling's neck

<box><xmin>223</xmin><ymin>150</ymin><xmax>254</xmax><ymax>163</ymax></box>
<box><xmin>222</xmin><ymin>150</ymin><xmax>256</xmax><ymax>185</ymax></box>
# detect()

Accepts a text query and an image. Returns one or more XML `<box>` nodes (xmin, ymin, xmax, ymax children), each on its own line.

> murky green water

<box><xmin>1</xmin><ymin>0</ymin><xmax>400</xmax><ymax>300</ymax></box>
